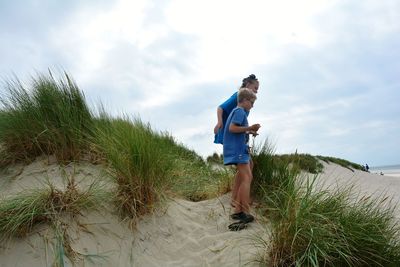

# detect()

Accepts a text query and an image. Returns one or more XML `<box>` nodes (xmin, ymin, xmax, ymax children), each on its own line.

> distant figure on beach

<box><xmin>223</xmin><ymin>88</ymin><xmax>261</xmax><ymax>231</ymax></box>
<box><xmin>365</xmin><ymin>164</ymin><xmax>370</xmax><ymax>172</ymax></box>
<box><xmin>213</xmin><ymin>74</ymin><xmax>259</xmax><ymax>144</ymax></box>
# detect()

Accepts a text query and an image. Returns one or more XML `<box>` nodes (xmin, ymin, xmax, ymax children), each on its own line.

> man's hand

<box><xmin>214</xmin><ymin>122</ymin><xmax>223</xmax><ymax>134</ymax></box>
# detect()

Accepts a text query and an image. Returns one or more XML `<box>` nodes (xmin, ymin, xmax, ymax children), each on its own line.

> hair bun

<box><xmin>240</xmin><ymin>74</ymin><xmax>258</xmax><ymax>88</ymax></box>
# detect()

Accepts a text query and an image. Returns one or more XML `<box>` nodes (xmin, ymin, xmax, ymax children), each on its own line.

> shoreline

<box><xmin>369</xmin><ymin>164</ymin><xmax>400</xmax><ymax>178</ymax></box>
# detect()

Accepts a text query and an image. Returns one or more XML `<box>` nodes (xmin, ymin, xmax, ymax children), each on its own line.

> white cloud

<box><xmin>163</xmin><ymin>0</ymin><xmax>338</xmax><ymax>82</ymax></box>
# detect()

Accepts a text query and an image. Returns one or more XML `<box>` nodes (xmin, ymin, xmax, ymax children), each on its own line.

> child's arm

<box><xmin>229</xmin><ymin>123</ymin><xmax>261</xmax><ymax>134</ymax></box>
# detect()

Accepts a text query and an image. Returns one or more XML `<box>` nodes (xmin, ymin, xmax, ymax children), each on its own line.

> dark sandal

<box><xmin>230</xmin><ymin>211</ymin><xmax>245</xmax><ymax>220</ymax></box>
<box><xmin>240</xmin><ymin>213</ymin><xmax>254</xmax><ymax>224</ymax></box>
<box><xmin>230</xmin><ymin>212</ymin><xmax>254</xmax><ymax>223</ymax></box>
<box><xmin>228</xmin><ymin>222</ymin><xmax>247</xmax><ymax>231</ymax></box>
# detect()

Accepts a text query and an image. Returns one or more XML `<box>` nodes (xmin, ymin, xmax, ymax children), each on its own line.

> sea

<box><xmin>369</xmin><ymin>164</ymin><xmax>400</xmax><ymax>178</ymax></box>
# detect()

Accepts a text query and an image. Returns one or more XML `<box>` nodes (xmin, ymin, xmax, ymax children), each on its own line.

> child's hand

<box><xmin>249</xmin><ymin>124</ymin><xmax>261</xmax><ymax>132</ymax></box>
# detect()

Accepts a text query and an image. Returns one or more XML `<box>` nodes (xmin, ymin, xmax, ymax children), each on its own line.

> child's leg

<box><xmin>249</xmin><ymin>158</ymin><xmax>254</xmax><ymax>205</ymax></box>
<box><xmin>235</xmin><ymin>163</ymin><xmax>253</xmax><ymax>213</ymax></box>
<box><xmin>231</xmin><ymin>170</ymin><xmax>240</xmax><ymax>206</ymax></box>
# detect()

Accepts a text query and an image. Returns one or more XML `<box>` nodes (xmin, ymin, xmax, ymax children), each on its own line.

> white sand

<box><xmin>2</xmin><ymin>158</ymin><xmax>400</xmax><ymax>266</ymax></box>
<box><xmin>0</xmin><ymin>158</ymin><xmax>268</xmax><ymax>267</ymax></box>
<box><xmin>309</xmin><ymin>161</ymin><xmax>400</xmax><ymax>219</ymax></box>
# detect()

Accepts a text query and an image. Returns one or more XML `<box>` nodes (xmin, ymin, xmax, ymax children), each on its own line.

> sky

<box><xmin>0</xmin><ymin>0</ymin><xmax>399</xmax><ymax>167</ymax></box>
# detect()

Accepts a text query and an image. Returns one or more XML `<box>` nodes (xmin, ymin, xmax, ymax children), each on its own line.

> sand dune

<box><xmin>0</xmin><ymin>158</ymin><xmax>267</xmax><ymax>267</ymax></box>
<box><xmin>313</xmin><ymin>161</ymin><xmax>400</xmax><ymax>219</ymax></box>
<box><xmin>1</xmin><ymin>158</ymin><xmax>400</xmax><ymax>266</ymax></box>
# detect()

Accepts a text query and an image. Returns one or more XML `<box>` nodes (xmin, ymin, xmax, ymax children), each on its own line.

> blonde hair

<box><xmin>237</xmin><ymin>88</ymin><xmax>257</xmax><ymax>103</ymax></box>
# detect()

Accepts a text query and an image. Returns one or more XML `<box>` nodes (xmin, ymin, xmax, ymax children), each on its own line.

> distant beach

<box><xmin>370</xmin><ymin>164</ymin><xmax>400</xmax><ymax>177</ymax></box>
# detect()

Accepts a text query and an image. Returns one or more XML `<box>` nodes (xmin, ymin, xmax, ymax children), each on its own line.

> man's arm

<box><xmin>214</xmin><ymin>107</ymin><xmax>224</xmax><ymax>134</ymax></box>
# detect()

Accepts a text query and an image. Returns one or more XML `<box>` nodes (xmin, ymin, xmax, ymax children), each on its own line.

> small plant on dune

<box><xmin>0</xmin><ymin>174</ymin><xmax>109</xmax><ymax>266</ymax></box>
<box><xmin>0</xmin><ymin>72</ymin><xmax>94</xmax><ymax>164</ymax></box>
<box><xmin>0</xmin><ymin>176</ymin><xmax>109</xmax><ymax>241</ymax></box>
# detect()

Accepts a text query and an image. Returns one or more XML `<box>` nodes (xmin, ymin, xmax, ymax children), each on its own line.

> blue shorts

<box><xmin>224</xmin><ymin>148</ymin><xmax>250</xmax><ymax>165</ymax></box>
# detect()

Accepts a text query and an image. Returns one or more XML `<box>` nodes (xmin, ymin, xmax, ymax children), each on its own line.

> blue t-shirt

<box><xmin>214</xmin><ymin>92</ymin><xmax>249</xmax><ymax>144</ymax></box>
<box><xmin>223</xmin><ymin>107</ymin><xmax>250</xmax><ymax>165</ymax></box>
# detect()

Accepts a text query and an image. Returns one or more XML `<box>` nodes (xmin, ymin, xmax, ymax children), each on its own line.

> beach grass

<box><xmin>206</xmin><ymin>152</ymin><xmax>223</xmax><ymax>165</ymax></box>
<box><xmin>251</xmin><ymin>140</ymin><xmax>299</xmax><ymax>217</ymax></box>
<box><xmin>0</xmin><ymin>72</ymin><xmax>230</xmax><ymax>221</ymax></box>
<box><xmin>169</xmin><ymin>159</ymin><xmax>233</xmax><ymax>201</ymax></box>
<box><xmin>275</xmin><ymin>153</ymin><xmax>323</xmax><ymax>174</ymax></box>
<box><xmin>93</xmin><ymin>114</ymin><xmax>175</xmax><ymax>219</ymax></box>
<box><xmin>93</xmin><ymin>113</ymin><xmax>232</xmax><ymax>216</ymax></box>
<box><xmin>0</xmin><ymin>72</ymin><xmax>94</xmax><ymax>164</ymax></box>
<box><xmin>317</xmin><ymin>155</ymin><xmax>365</xmax><ymax>171</ymax></box>
<box><xmin>252</xmin><ymin>141</ymin><xmax>400</xmax><ymax>266</ymax></box>
<box><xmin>268</xmin><ymin>181</ymin><xmax>400</xmax><ymax>266</ymax></box>
<box><xmin>0</xmin><ymin>176</ymin><xmax>109</xmax><ymax>241</ymax></box>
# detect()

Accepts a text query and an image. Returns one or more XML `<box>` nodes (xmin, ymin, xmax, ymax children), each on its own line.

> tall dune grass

<box><xmin>251</xmin><ymin>141</ymin><xmax>298</xmax><ymax>214</ymax></box>
<box><xmin>93</xmin><ymin>114</ymin><xmax>175</xmax><ymax>219</ymax></box>
<box><xmin>266</xmin><ymin>179</ymin><xmax>400</xmax><ymax>266</ymax></box>
<box><xmin>94</xmin><ymin>112</ymin><xmax>232</xmax><ymax>209</ymax></box>
<box><xmin>0</xmin><ymin>72</ymin><xmax>230</xmax><ymax>220</ymax></box>
<box><xmin>0</xmin><ymin>72</ymin><xmax>93</xmax><ymax>163</ymax></box>
<box><xmin>252</xmin><ymin>141</ymin><xmax>400</xmax><ymax>266</ymax></box>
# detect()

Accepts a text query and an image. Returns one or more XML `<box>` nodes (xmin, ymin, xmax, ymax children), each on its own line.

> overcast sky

<box><xmin>1</xmin><ymin>0</ymin><xmax>399</xmax><ymax>166</ymax></box>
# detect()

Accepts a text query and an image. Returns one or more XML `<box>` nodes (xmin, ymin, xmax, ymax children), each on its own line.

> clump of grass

<box><xmin>0</xmin><ymin>72</ymin><xmax>94</xmax><ymax>164</ymax></box>
<box><xmin>206</xmin><ymin>152</ymin><xmax>223</xmax><ymax>165</ymax></box>
<box><xmin>93</xmin><ymin>115</ymin><xmax>174</xmax><ymax>219</ymax></box>
<box><xmin>0</xmin><ymin>188</ymin><xmax>50</xmax><ymax>239</ymax></box>
<box><xmin>275</xmin><ymin>153</ymin><xmax>323</xmax><ymax>174</ymax></box>
<box><xmin>264</xmin><ymin>178</ymin><xmax>400</xmax><ymax>266</ymax></box>
<box><xmin>0</xmin><ymin>177</ymin><xmax>109</xmax><ymax>241</ymax></box>
<box><xmin>252</xmin><ymin>140</ymin><xmax>400</xmax><ymax>266</ymax></box>
<box><xmin>167</xmin><ymin>143</ymin><xmax>232</xmax><ymax>201</ymax></box>
<box><xmin>251</xmin><ymin>140</ymin><xmax>298</xmax><ymax>216</ymax></box>
<box><xmin>94</xmin><ymin>112</ymin><xmax>231</xmax><ymax>206</ymax></box>
<box><xmin>169</xmin><ymin>159</ymin><xmax>233</xmax><ymax>201</ymax></box>
<box><xmin>317</xmin><ymin>155</ymin><xmax>364</xmax><ymax>171</ymax></box>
